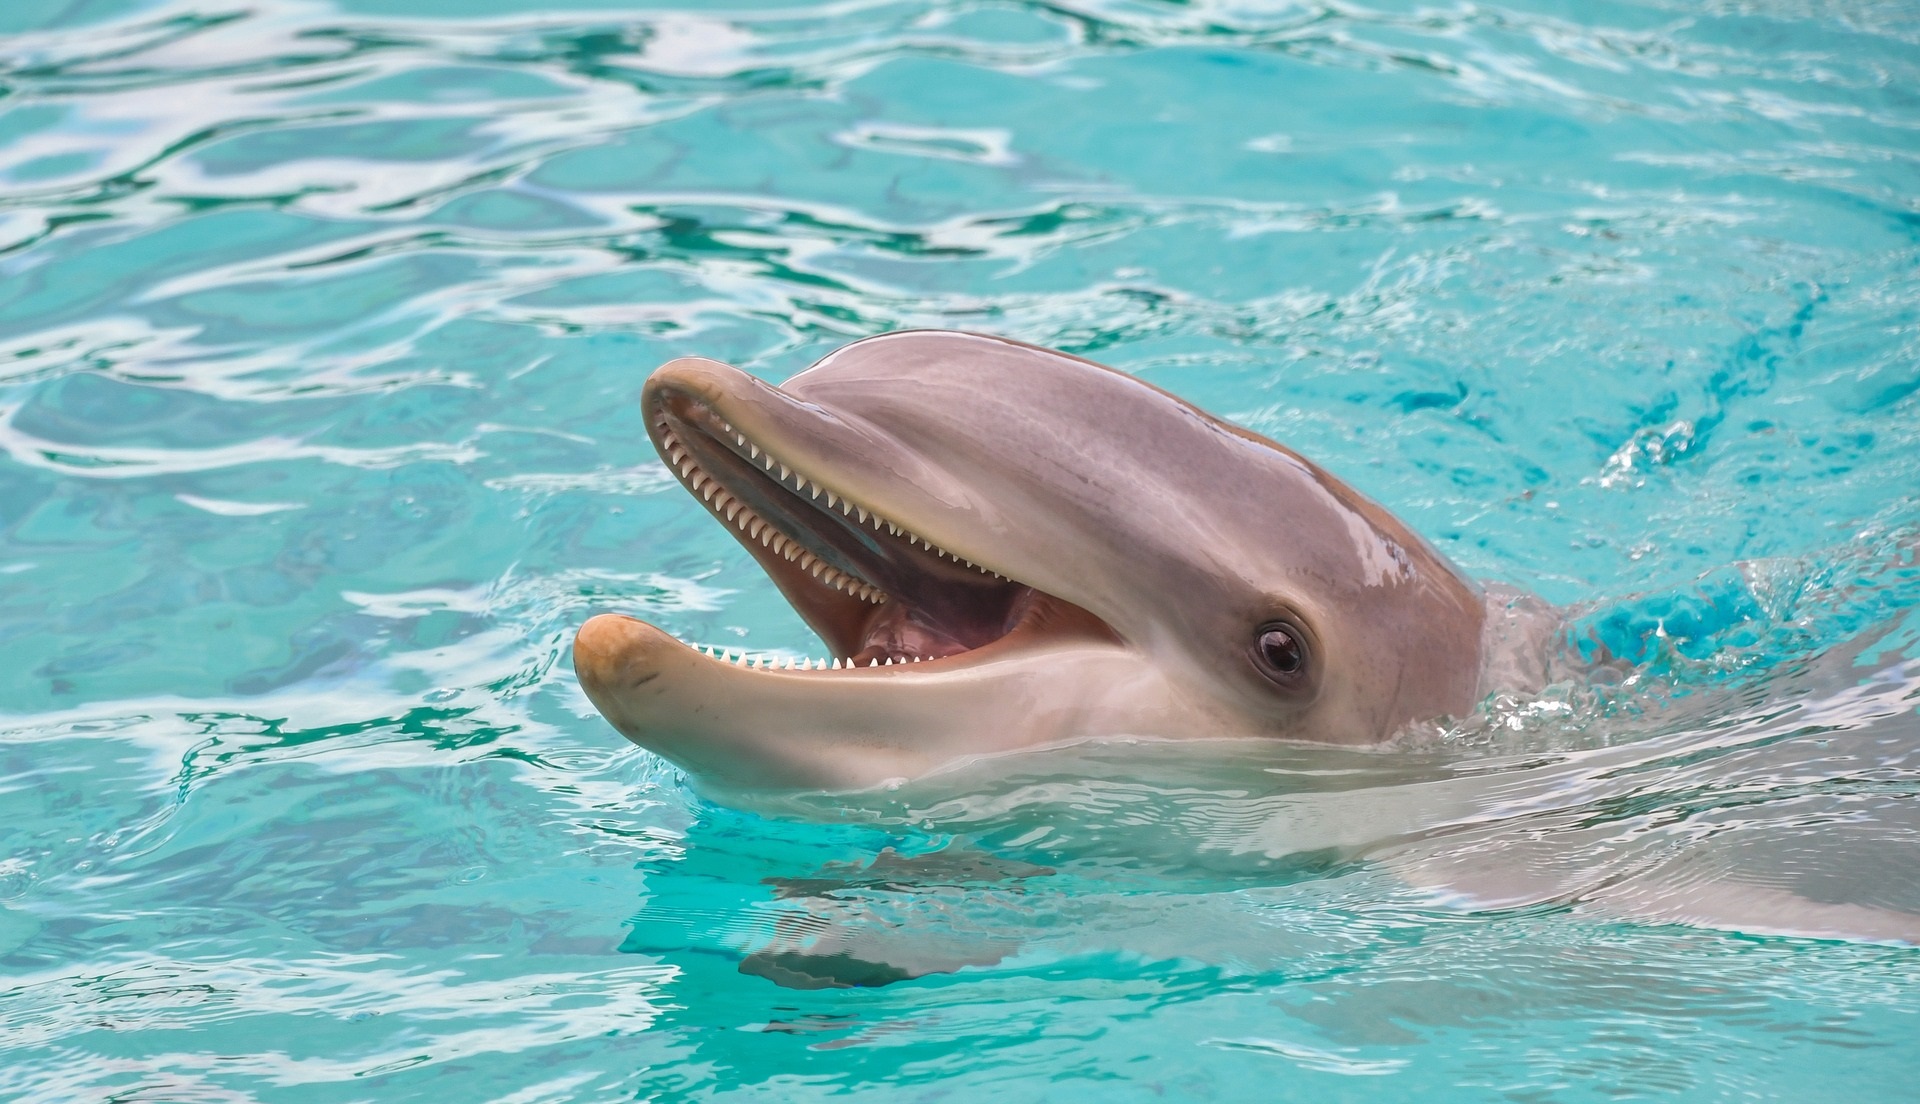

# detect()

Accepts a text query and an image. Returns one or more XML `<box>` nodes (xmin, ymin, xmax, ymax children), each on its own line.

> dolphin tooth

<box><xmin>678</xmin><ymin>461</ymin><xmax>696</xmax><ymax>478</ymax></box>
<box><xmin>811</xmin><ymin>483</ymin><xmax>822</xmax><ymax>500</ymax></box>
<box><xmin>749</xmin><ymin>444</ymin><xmax>759</xmax><ymax>459</ymax></box>
<box><xmin>869</xmin><ymin>657</ymin><xmax>880</xmax><ymax>667</ymax></box>
<box><xmin>779</xmin><ymin>464</ymin><xmax>791</xmax><ymax>481</ymax></box>
<box><xmin>825</xmin><ymin>491</ymin><xmax>837</xmax><ymax>508</ymax></box>
<box><xmin>855</xmin><ymin>506</ymin><xmax>868</xmax><ymax>523</ymax></box>
<box><xmin>725</xmin><ymin>502</ymin><xmax>741</xmax><ymax>520</ymax></box>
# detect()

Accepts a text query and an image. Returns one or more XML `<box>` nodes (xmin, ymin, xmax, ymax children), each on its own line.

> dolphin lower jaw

<box><xmin>575</xmin><ymin>611</ymin><xmax>1162</xmax><ymax>788</ymax></box>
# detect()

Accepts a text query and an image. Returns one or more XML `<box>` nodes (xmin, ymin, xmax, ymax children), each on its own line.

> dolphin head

<box><xmin>575</xmin><ymin>331</ymin><xmax>1491</xmax><ymax>790</ymax></box>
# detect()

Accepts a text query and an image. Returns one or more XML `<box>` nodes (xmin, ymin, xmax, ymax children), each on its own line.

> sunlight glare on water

<box><xmin>1</xmin><ymin>0</ymin><xmax>1917</xmax><ymax>1099</ymax></box>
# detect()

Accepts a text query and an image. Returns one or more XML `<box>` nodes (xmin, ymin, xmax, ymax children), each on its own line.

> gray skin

<box><xmin>574</xmin><ymin>330</ymin><xmax>1554</xmax><ymax>791</ymax></box>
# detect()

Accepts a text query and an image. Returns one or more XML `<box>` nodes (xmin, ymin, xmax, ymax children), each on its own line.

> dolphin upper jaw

<box><xmin>640</xmin><ymin>361</ymin><xmax>1114</xmax><ymax>668</ymax></box>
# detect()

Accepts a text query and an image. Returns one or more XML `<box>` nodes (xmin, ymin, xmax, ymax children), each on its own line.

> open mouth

<box><xmin>648</xmin><ymin>387</ymin><xmax>1111</xmax><ymax>672</ymax></box>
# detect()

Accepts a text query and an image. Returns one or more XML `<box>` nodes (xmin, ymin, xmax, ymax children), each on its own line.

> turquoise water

<box><xmin>3</xmin><ymin>0</ymin><xmax>1919</xmax><ymax>1097</ymax></box>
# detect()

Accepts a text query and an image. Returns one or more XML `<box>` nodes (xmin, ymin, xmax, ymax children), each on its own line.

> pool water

<box><xmin>3</xmin><ymin>0</ymin><xmax>1918</xmax><ymax>1098</ymax></box>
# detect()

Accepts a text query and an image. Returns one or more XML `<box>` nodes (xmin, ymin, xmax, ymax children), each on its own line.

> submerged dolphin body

<box><xmin>574</xmin><ymin>330</ymin><xmax>1556</xmax><ymax>790</ymax></box>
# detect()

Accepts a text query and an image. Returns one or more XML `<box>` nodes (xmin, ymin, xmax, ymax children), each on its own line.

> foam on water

<box><xmin>1</xmin><ymin>0</ymin><xmax>1917</xmax><ymax>1099</ymax></box>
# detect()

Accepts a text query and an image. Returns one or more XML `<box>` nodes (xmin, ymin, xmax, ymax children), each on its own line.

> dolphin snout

<box><xmin>573</xmin><ymin>614</ymin><xmax>664</xmax><ymax>706</ymax></box>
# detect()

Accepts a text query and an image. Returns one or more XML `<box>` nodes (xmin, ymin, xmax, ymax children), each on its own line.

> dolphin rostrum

<box><xmin>574</xmin><ymin>330</ymin><xmax>1557</xmax><ymax>790</ymax></box>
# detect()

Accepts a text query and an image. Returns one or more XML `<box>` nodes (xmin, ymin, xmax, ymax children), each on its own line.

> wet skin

<box><xmin>574</xmin><ymin>331</ymin><xmax>1543</xmax><ymax>791</ymax></box>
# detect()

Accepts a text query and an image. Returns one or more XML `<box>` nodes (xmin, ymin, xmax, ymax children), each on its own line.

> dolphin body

<box><xmin>574</xmin><ymin>330</ymin><xmax>1559</xmax><ymax>791</ymax></box>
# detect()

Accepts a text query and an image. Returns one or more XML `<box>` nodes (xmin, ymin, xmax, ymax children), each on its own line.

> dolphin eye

<box><xmin>1253</xmin><ymin>622</ymin><xmax>1306</xmax><ymax>681</ymax></box>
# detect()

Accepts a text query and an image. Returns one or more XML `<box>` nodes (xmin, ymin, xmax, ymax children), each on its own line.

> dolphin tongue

<box><xmin>848</xmin><ymin>600</ymin><xmax>980</xmax><ymax>665</ymax></box>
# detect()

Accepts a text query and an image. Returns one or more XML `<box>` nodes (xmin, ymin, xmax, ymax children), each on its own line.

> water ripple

<box><xmin>2</xmin><ymin>0</ymin><xmax>1918</xmax><ymax>1098</ymax></box>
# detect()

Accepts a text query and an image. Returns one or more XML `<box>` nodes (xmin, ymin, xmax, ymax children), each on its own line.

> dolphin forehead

<box><xmin>786</xmin><ymin>331</ymin><xmax>1443</xmax><ymax>603</ymax></box>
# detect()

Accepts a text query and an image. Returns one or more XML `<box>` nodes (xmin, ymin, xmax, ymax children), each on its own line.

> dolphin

<box><xmin>574</xmin><ymin>330</ymin><xmax>1558</xmax><ymax>791</ymax></box>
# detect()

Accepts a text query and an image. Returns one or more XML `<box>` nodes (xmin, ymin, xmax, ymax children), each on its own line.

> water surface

<box><xmin>2</xmin><ymin>0</ymin><xmax>1918</xmax><ymax>1099</ymax></box>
